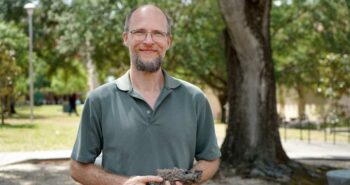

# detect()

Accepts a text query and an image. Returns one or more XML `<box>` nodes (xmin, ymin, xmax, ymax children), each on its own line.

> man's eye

<box><xmin>153</xmin><ymin>31</ymin><xmax>165</xmax><ymax>37</ymax></box>
<box><xmin>134</xmin><ymin>30</ymin><xmax>146</xmax><ymax>35</ymax></box>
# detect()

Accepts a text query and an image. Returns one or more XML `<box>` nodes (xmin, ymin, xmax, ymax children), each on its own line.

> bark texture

<box><xmin>218</xmin><ymin>92</ymin><xmax>228</xmax><ymax>123</ymax></box>
<box><xmin>82</xmin><ymin>39</ymin><xmax>99</xmax><ymax>92</ymax></box>
<box><xmin>218</xmin><ymin>0</ymin><xmax>290</xmax><ymax>180</ymax></box>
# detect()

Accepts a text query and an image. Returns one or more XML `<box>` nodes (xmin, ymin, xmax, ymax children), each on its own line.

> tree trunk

<box><xmin>1</xmin><ymin>97</ymin><xmax>4</xmax><ymax>125</ymax></box>
<box><xmin>219</xmin><ymin>0</ymin><xmax>290</xmax><ymax>179</ymax></box>
<box><xmin>277</xmin><ymin>85</ymin><xmax>286</xmax><ymax>119</ymax></box>
<box><xmin>82</xmin><ymin>39</ymin><xmax>99</xmax><ymax>92</ymax></box>
<box><xmin>218</xmin><ymin>93</ymin><xmax>228</xmax><ymax>123</ymax></box>
<box><xmin>296</xmin><ymin>85</ymin><xmax>306</xmax><ymax>120</ymax></box>
<box><xmin>1</xmin><ymin>111</ymin><xmax>4</xmax><ymax>125</ymax></box>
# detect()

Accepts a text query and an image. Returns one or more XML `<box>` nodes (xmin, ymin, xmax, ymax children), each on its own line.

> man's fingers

<box><xmin>137</xmin><ymin>175</ymin><xmax>163</xmax><ymax>183</ymax></box>
<box><xmin>163</xmin><ymin>180</ymin><xmax>183</xmax><ymax>185</ymax></box>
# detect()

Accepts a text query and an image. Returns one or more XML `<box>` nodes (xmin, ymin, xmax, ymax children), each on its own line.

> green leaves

<box><xmin>0</xmin><ymin>21</ymin><xmax>27</xmax><ymax>121</ymax></box>
<box><xmin>0</xmin><ymin>21</ymin><xmax>27</xmax><ymax>88</ymax></box>
<box><xmin>272</xmin><ymin>0</ymin><xmax>350</xmax><ymax>100</ymax></box>
<box><xmin>317</xmin><ymin>53</ymin><xmax>350</xmax><ymax>99</ymax></box>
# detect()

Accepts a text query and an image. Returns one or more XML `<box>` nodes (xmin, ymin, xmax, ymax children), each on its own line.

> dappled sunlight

<box><xmin>2</xmin><ymin>163</ymin><xmax>40</xmax><ymax>172</ymax></box>
<box><xmin>214</xmin><ymin>123</ymin><xmax>227</xmax><ymax>146</ymax></box>
<box><xmin>0</xmin><ymin>161</ymin><xmax>78</xmax><ymax>185</ymax></box>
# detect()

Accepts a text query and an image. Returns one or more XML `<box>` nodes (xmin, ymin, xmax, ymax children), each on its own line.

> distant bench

<box><xmin>327</xmin><ymin>169</ymin><xmax>350</xmax><ymax>185</ymax></box>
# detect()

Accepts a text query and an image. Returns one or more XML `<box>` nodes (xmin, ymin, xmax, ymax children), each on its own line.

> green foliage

<box><xmin>0</xmin><ymin>21</ymin><xmax>27</xmax><ymax>123</ymax></box>
<box><xmin>272</xmin><ymin>0</ymin><xmax>319</xmax><ymax>88</ymax></box>
<box><xmin>272</xmin><ymin>0</ymin><xmax>350</xmax><ymax>100</ymax></box>
<box><xmin>50</xmin><ymin>60</ymin><xmax>88</xmax><ymax>95</ymax></box>
<box><xmin>0</xmin><ymin>0</ymin><xmax>28</xmax><ymax>24</ymax></box>
<box><xmin>33</xmin><ymin>0</ymin><xmax>73</xmax><ymax>78</ymax></box>
<box><xmin>165</xmin><ymin>0</ymin><xmax>226</xmax><ymax>90</ymax></box>
<box><xmin>317</xmin><ymin>53</ymin><xmax>350</xmax><ymax>99</ymax></box>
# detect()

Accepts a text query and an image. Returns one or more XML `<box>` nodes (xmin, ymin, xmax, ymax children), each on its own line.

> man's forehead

<box><xmin>134</xmin><ymin>5</ymin><xmax>165</xmax><ymax>16</ymax></box>
<box><xmin>129</xmin><ymin>5</ymin><xmax>167</xmax><ymax>26</ymax></box>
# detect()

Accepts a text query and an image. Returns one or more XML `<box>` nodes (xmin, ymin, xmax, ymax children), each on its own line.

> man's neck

<box><xmin>129</xmin><ymin>68</ymin><xmax>164</xmax><ymax>93</ymax></box>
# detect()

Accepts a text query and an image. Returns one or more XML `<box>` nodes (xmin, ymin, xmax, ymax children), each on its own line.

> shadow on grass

<box><xmin>8</xmin><ymin>113</ymin><xmax>47</xmax><ymax>119</ymax></box>
<box><xmin>0</xmin><ymin>123</ymin><xmax>37</xmax><ymax>129</ymax></box>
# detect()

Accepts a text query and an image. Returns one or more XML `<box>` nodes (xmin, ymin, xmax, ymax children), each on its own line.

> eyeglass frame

<box><xmin>128</xmin><ymin>29</ymin><xmax>170</xmax><ymax>42</ymax></box>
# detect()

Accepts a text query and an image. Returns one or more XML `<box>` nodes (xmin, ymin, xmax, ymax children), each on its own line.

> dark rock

<box><xmin>149</xmin><ymin>168</ymin><xmax>202</xmax><ymax>185</ymax></box>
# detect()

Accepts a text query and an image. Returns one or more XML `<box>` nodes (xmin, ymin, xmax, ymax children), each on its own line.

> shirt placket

<box><xmin>129</xmin><ymin>89</ymin><xmax>158</xmax><ymax>125</ymax></box>
<box><xmin>129</xmin><ymin>88</ymin><xmax>173</xmax><ymax>125</ymax></box>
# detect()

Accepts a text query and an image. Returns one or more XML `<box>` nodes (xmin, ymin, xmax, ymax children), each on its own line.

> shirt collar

<box><xmin>115</xmin><ymin>70</ymin><xmax>181</xmax><ymax>92</ymax></box>
<box><xmin>115</xmin><ymin>71</ymin><xmax>132</xmax><ymax>92</ymax></box>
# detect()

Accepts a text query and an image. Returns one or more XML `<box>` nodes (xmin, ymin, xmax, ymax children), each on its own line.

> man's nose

<box><xmin>143</xmin><ymin>33</ymin><xmax>155</xmax><ymax>44</ymax></box>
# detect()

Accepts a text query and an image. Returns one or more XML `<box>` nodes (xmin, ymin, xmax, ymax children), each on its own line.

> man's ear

<box><xmin>122</xmin><ymin>32</ymin><xmax>128</xmax><ymax>46</ymax></box>
<box><xmin>166</xmin><ymin>35</ymin><xmax>172</xmax><ymax>50</ymax></box>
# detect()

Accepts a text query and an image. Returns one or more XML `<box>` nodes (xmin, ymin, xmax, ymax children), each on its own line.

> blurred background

<box><xmin>0</xmin><ymin>0</ymin><xmax>349</xmax><ymax>184</ymax></box>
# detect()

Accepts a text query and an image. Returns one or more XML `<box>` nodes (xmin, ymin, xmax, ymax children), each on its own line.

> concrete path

<box><xmin>282</xmin><ymin>140</ymin><xmax>350</xmax><ymax>160</ymax></box>
<box><xmin>0</xmin><ymin>150</ymin><xmax>71</xmax><ymax>166</ymax></box>
<box><xmin>1</xmin><ymin>140</ymin><xmax>350</xmax><ymax>167</ymax></box>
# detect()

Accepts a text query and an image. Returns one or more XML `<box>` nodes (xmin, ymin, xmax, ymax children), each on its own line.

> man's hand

<box><xmin>123</xmin><ymin>176</ymin><xmax>163</xmax><ymax>185</ymax></box>
<box><xmin>164</xmin><ymin>181</ymin><xmax>183</xmax><ymax>185</ymax></box>
<box><xmin>190</xmin><ymin>159</ymin><xmax>220</xmax><ymax>184</ymax></box>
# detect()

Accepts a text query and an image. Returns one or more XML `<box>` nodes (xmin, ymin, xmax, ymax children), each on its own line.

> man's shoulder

<box><xmin>177</xmin><ymin>79</ymin><xmax>200</xmax><ymax>92</ymax></box>
<box><xmin>174</xmin><ymin>78</ymin><xmax>206</xmax><ymax>98</ymax></box>
<box><xmin>87</xmin><ymin>81</ymin><xmax>117</xmax><ymax>100</ymax></box>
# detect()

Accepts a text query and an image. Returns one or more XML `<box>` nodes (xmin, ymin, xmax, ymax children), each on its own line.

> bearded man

<box><xmin>70</xmin><ymin>4</ymin><xmax>221</xmax><ymax>185</ymax></box>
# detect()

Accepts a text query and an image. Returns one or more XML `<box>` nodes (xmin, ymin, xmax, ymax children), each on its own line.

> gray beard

<box><xmin>133</xmin><ymin>54</ymin><xmax>162</xmax><ymax>73</ymax></box>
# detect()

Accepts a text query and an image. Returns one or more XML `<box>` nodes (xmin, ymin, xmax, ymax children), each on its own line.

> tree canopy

<box><xmin>272</xmin><ymin>0</ymin><xmax>350</xmax><ymax>100</ymax></box>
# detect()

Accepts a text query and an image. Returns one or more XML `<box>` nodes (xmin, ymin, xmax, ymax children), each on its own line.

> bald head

<box><xmin>124</xmin><ymin>5</ymin><xmax>172</xmax><ymax>35</ymax></box>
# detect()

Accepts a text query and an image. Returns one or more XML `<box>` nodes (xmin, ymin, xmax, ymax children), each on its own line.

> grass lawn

<box><xmin>0</xmin><ymin>105</ymin><xmax>81</xmax><ymax>152</ymax></box>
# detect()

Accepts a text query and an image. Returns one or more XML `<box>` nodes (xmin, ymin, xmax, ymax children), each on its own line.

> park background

<box><xmin>1</xmin><ymin>0</ymin><xmax>349</xmax><ymax>185</ymax></box>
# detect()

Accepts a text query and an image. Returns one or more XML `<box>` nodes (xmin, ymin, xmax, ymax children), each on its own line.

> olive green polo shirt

<box><xmin>71</xmin><ymin>70</ymin><xmax>221</xmax><ymax>176</ymax></box>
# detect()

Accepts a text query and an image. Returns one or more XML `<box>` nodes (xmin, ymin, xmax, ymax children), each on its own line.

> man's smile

<box><xmin>139</xmin><ymin>48</ymin><xmax>158</xmax><ymax>52</ymax></box>
<box><xmin>138</xmin><ymin>48</ymin><xmax>159</xmax><ymax>57</ymax></box>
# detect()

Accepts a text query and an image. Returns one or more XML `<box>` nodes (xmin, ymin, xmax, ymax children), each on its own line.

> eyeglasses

<box><xmin>129</xmin><ymin>29</ymin><xmax>169</xmax><ymax>42</ymax></box>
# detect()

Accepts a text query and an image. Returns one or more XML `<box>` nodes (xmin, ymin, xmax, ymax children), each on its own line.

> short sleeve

<box><xmin>71</xmin><ymin>96</ymin><xmax>103</xmax><ymax>163</ymax></box>
<box><xmin>195</xmin><ymin>94</ymin><xmax>221</xmax><ymax>161</ymax></box>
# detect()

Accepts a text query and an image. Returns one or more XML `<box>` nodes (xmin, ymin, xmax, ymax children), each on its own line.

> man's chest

<box><xmin>99</xmin><ymin>93</ymin><xmax>198</xmax><ymax>150</ymax></box>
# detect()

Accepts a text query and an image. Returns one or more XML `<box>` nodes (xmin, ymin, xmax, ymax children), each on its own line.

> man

<box><xmin>68</xmin><ymin>93</ymin><xmax>79</xmax><ymax>116</ymax></box>
<box><xmin>70</xmin><ymin>4</ymin><xmax>221</xmax><ymax>185</ymax></box>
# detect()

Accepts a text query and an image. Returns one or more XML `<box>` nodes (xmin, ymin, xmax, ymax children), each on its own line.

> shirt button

<box><xmin>146</xmin><ymin>110</ymin><xmax>151</xmax><ymax>114</ymax></box>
